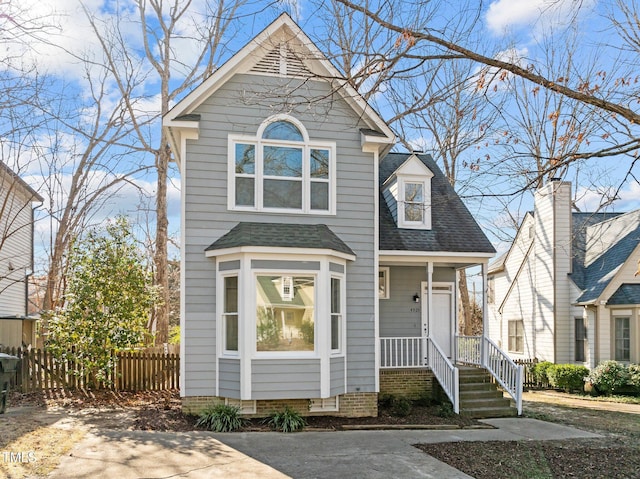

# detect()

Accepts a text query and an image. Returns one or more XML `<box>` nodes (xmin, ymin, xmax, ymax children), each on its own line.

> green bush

<box><xmin>532</xmin><ymin>361</ymin><xmax>554</xmax><ymax>386</ymax></box>
<box><xmin>436</xmin><ymin>401</ymin><xmax>455</xmax><ymax>418</ymax></box>
<box><xmin>391</xmin><ymin>397</ymin><xmax>412</xmax><ymax>417</ymax></box>
<box><xmin>265</xmin><ymin>406</ymin><xmax>306</xmax><ymax>432</ymax></box>
<box><xmin>627</xmin><ymin>364</ymin><xmax>640</xmax><ymax>389</ymax></box>
<box><xmin>378</xmin><ymin>393</ymin><xmax>396</xmax><ymax>408</ymax></box>
<box><xmin>547</xmin><ymin>364</ymin><xmax>589</xmax><ymax>392</ymax></box>
<box><xmin>588</xmin><ymin>360</ymin><xmax>630</xmax><ymax>395</ymax></box>
<box><xmin>196</xmin><ymin>404</ymin><xmax>245</xmax><ymax>432</ymax></box>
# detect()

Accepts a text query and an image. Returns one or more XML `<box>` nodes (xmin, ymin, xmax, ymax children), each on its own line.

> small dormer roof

<box><xmin>388</xmin><ymin>154</ymin><xmax>434</xmax><ymax>181</ymax></box>
<box><xmin>379</xmin><ymin>153</ymin><xmax>495</xmax><ymax>254</ymax></box>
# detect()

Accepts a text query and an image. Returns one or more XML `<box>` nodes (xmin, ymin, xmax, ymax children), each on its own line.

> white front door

<box><xmin>423</xmin><ymin>282</ymin><xmax>454</xmax><ymax>358</ymax></box>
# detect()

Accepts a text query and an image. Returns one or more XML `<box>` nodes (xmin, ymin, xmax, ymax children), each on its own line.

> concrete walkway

<box><xmin>50</xmin><ymin>418</ymin><xmax>600</xmax><ymax>479</ymax></box>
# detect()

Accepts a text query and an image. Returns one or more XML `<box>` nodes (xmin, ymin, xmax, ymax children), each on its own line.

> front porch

<box><xmin>379</xmin><ymin>335</ymin><xmax>523</xmax><ymax>417</ymax></box>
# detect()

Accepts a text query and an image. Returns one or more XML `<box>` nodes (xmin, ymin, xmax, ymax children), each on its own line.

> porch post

<box><xmin>426</xmin><ymin>262</ymin><xmax>433</xmax><ymax>334</ymax></box>
<box><xmin>481</xmin><ymin>262</ymin><xmax>488</xmax><ymax>368</ymax></box>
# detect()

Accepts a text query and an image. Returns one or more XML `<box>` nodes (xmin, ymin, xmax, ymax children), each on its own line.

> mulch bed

<box><xmin>417</xmin><ymin>439</ymin><xmax>640</xmax><ymax>479</ymax></box>
<box><xmin>8</xmin><ymin>389</ymin><xmax>479</xmax><ymax>432</ymax></box>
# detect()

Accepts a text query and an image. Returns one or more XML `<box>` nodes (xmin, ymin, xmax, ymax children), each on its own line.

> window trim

<box><xmin>228</xmin><ymin>115</ymin><xmax>336</xmax><ymax>215</ymax></box>
<box><xmin>379</xmin><ymin>267</ymin><xmax>390</xmax><ymax>300</ymax></box>
<box><xmin>330</xmin><ymin>274</ymin><xmax>346</xmax><ymax>355</ymax></box>
<box><xmin>508</xmin><ymin>319</ymin><xmax>524</xmax><ymax>353</ymax></box>
<box><xmin>397</xmin><ymin>175</ymin><xmax>431</xmax><ymax>229</ymax></box>
<box><xmin>574</xmin><ymin>316</ymin><xmax>587</xmax><ymax>362</ymax></box>
<box><xmin>614</xmin><ymin>316</ymin><xmax>631</xmax><ymax>362</ymax></box>
<box><xmin>220</xmin><ymin>272</ymin><xmax>241</xmax><ymax>357</ymax></box>
<box><xmin>255</xmin><ymin>272</ymin><xmax>318</xmax><ymax>357</ymax></box>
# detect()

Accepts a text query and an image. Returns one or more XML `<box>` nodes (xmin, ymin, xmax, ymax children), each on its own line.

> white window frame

<box><xmin>379</xmin><ymin>267</ymin><xmax>390</xmax><ymax>300</ymax></box>
<box><xmin>254</xmin><ymin>271</ymin><xmax>319</xmax><ymax>359</ymax></box>
<box><xmin>228</xmin><ymin>114</ymin><xmax>336</xmax><ymax>215</ymax></box>
<box><xmin>614</xmin><ymin>316</ymin><xmax>631</xmax><ymax>362</ymax></box>
<box><xmin>330</xmin><ymin>274</ymin><xmax>346</xmax><ymax>355</ymax></box>
<box><xmin>221</xmin><ymin>273</ymin><xmax>240</xmax><ymax>356</ymax></box>
<box><xmin>508</xmin><ymin>319</ymin><xmax>524</xmax><ymax>353</ymax></box>
<box><xmin>398</xmin><ymin>175</ymin><xmax>431</xmax><ymax>229</ymax></box>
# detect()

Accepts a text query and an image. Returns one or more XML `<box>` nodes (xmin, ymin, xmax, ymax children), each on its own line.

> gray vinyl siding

<box><xmin>251</xmin><ymin>359</ymin><xmax>321</xmax><ymax>399</ymax></box>
<box><xmin>219</xmin><ymin>358</ymin><xmax>241</xmax><ymax>398</ymax></box>
<box><xmin>380</xmin><ymin>266</ymin><xmax>455</xmax><ymax>337</ymax></box>
<box><xmin>182</xmin><ymin>73</ymin><xmax>376</xmax><ymax>397</ymax></box>
<box><xmin>330</xmin><ymin>356</ymin><xmax>346</xmax><ymax>396</ymax></box>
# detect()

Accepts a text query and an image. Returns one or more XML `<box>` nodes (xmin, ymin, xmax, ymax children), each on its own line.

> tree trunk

<box><xmin>153</xmin><ymin>145</ymin><xmax>169</xmax><ymax>345</ymax></box>
<box><xmin>458</xmin><ymin>269</ymin><xmax>474</xmax><ymax>336</ymax></box>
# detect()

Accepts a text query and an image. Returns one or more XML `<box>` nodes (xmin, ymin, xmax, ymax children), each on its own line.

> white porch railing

<box><xmin>427</xmin><ymin>338</ymin><xmax>459</xmax><ymax>414</ymax></box>
<box><xmin>379</xmin><ymin>337</ymin><xmax>426</xmax><ymax>368</ymax></box>
<box><xmin>456</xmin><ymin>335</ymin><xmax>482</xmax><ymax>365</ymax></box>
<box><xmin>456</xmin><ymin>335</ymin><xmax>524</xmax><ymax>415</ymax></box>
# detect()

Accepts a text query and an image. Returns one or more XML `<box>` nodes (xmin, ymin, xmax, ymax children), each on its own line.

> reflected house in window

<box><xmin>487</xmin><ymin>180</ymin><xmax>640</xmax><ymax>366</ymax></box>
<box><xmin>164</xmin><ymin>14</ymin><xmax>498</xmax><ymax>418</ymax></box>
<box><xmin>256</xmin><ymin>275</ymin><xmax>315</xmax><ymax>352</ymax></box>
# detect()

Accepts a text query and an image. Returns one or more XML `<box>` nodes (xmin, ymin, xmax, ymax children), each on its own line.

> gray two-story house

<box><xmin>164</xmin><ymin>14</ymin><xmax>521</xmax><ymax>418</ymax></box>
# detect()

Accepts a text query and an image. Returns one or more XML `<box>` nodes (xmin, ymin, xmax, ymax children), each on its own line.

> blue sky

<box><xmin>2</xmin><ymin>0</ymin><xmax>639</xmax><ymax>264</ymax></box>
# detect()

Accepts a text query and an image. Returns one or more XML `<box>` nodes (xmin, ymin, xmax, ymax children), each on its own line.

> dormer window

<box><xmin>381</xmin><ymin>154</ymin><xmax>433</xmax><ymax>230</ymax></box>
<box><xmin>229</xmin><ymin>115</ymin><xmax>335</xmax><ymax>214</ymax></box>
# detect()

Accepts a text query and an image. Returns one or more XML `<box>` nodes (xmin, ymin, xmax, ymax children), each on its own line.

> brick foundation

<box><xmin>182</xmin><ymin>392</ymin><xmax>378</xmax><ymax>418</ymax></box>
<box><xmin>379</xmin><ymin>368</ymin><xmax>434</xmax><ymax>399</ymax></box>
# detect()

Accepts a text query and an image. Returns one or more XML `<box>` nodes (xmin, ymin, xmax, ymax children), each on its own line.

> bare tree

<box><xmin>331</xmin><ymin>0</ymin><xmax>640</xmax><ymax>173</ymax></box>
<box><xmin>79</xmin><ymin>0</ymin><xmax>257</xmax><ymax>344</ymax></box>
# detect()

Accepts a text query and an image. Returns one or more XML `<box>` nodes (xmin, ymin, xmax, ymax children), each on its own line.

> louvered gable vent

<box><xmin>250</xmin><ymin>43</ymin><xmax>312</xmax><ymax>77</ymax></box>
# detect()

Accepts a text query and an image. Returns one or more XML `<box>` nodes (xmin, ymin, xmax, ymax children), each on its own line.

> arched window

<box><xmin>262</xmin><ymin>121</ymin><xmax>304</xmax><ymax>141</ymax></box>
<box><xmin>229</xmin><ymin>115</ymin><xmax>335</xmax><ymax>214</ymax></box>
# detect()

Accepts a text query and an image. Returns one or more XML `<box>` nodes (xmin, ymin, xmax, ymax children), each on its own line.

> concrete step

<box><xmin>458</xmin><ymin>389</ymin><xmax>504</xmax><ymax>400</ymax></box>
<box><xmin>459</xmin><ymin>382</ymin><xmax>497</xmax><ymax>392</ymax></box>
<box><xmin>459</xmin><ymin>396</ymin><xmax>512</xmax><ymax>409</ymax></box>
<box><xmin>460</xmin><ymin>406</ymin><xmax>518</xmax><ymax>419</ymax></box>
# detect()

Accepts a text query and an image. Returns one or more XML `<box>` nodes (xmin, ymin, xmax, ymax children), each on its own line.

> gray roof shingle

<box><xmin>574</xmin><ymin>211</ymin><xmax>640</xmax><ymax>304</ymax></box>
<box><xmin>379</xmin><ymin>153</ymin><xmax>495</xmax><ymax>254</ymax></box>
<box><xmin>608</xmin><ymin>283</ymin><xmax>640</xmax><ymax>305</ymax></box>
<box><xmin>205</xmin><ymin>222</ymin><xmax>355</xmax><ymax>257</ymax></box>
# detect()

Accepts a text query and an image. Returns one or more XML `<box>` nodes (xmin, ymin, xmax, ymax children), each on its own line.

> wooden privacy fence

<box><xmin>0</xmin><ymin>347</ymin><xmax>179</xmax><ymax>392</ymax></box>
<box><xmin>515</xmin><ymin>358</ymin><xmax>539</xmax><ymax>388</ymax></box>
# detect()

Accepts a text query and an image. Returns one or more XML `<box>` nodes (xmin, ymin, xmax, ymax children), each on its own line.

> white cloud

<box><xmin>485</xmin><ymin>0</ymin><xmax>597</xmax><ymax>36</ymax></box>
<box><xmin>575</xmin><ymin>182</ymin><xmax>640</xmax><ymax>213</ymax></box>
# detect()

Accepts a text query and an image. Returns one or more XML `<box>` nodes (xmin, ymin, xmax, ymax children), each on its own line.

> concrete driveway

<box><xmin>50</xmin><ymin>418</ymin><xmax>599</xmax><ymax>479</ymax></box>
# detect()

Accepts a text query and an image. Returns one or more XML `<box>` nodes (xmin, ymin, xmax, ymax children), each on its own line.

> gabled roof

<box><xmin>379</xmin><ymin>153</ymin><xmax>495</xmax><ymax>254</ymax></box>
<box><xmin>163</xmin><ymin>13</ymin><xmax>394</xmax><ymax>160</ymax></box>
<box><xmin>569</xmin><ymin>212</ymin><xmax>622</xmax><ymax>290</ymax></box>
<box><xmin>575</xmin><ymin>210</ymin><xmax>640</xmax><ymax>304</ymax></box>
<box><xmin>205</xmin><ymin>222</ymin><xmax>355</xmax><ymax>258</ymax></box>
<box><xmin>0</xmin><ymin>161</ymin><xmax>43</xmax><ymax>203</ymax></box>
<box><xmin>607</xmin><ymin>283</ymin><xmax>640</xmax><ymax>305</ymax></box>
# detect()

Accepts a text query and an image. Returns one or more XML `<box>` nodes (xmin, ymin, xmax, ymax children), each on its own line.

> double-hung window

<box><xmin>331</xmin><ymin>277</ymin><xmax>342</xmax><ymax>352</ymax></box>
<box><xmin>230</xmin><ymin>116</ymin><xmax>335</xmax><ymax>214</ymax></box>
<box><xmin>508</xmin><ymin>320</ymin><xmax>524</xmax><ymax>353</ymax></box>
<box><xmin>614</xmin><ymin>316</ymin><xmax>630</xmax><ymax>362</ymax></box>
<box><xmin>223</xmin><ymin>276</ymin><xmax>239</xmax><ymax>352</ymax></box>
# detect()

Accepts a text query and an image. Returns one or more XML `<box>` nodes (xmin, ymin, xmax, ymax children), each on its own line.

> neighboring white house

<box><xmin>488</xmin><ymin>179</ymin><xmax>640</xmax><ymax>367</ymax></box>
<box><xmin>164</xmin><ymin>14</ymin><xmax>523</xmax><ymax>418</ymax></box>
<box><xmin>0</xmin><ymin>161</ymin><xmax>42</xmax><ymax>349</ymax></box>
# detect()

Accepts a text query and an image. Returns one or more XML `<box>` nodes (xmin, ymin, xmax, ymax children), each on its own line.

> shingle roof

<box><xmin>574</xmin><ymin>210</ymin><xmax>640</xmax><ymax>304</ymax></box>
<box><xmin>379</xmin><ymin>153</ymin><xmax>495</xmax><ymax>254</ymax></box>
<box><xmin>607</xmin><ymin>283</ymin><xmax>640</xmax><ymax>305</ymax></box>
<box><xmin>205</xmin><ymin>222</ymin><xmax>355</xmax><ymax>257</ymax></box>
<box><xmin>569</xmin><ymin>212</ymin><xmax>622</xmax><ymax>290</ymax></box>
